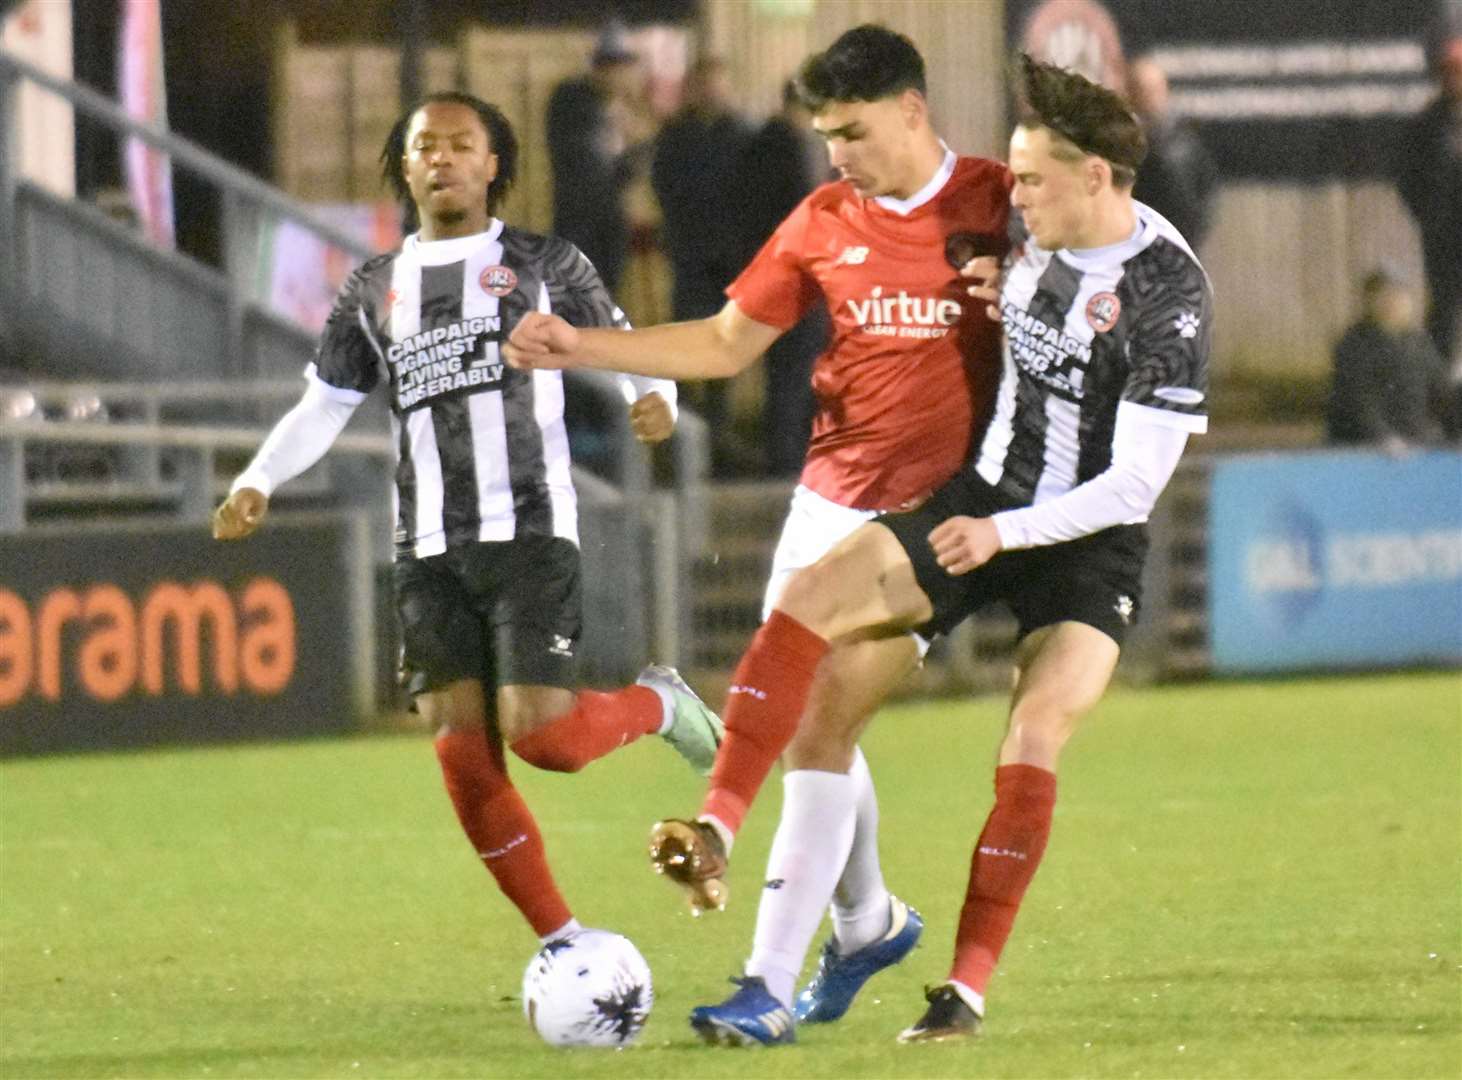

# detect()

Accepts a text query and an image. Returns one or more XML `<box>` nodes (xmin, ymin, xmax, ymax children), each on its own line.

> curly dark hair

<box><xmin>1015</xmin><ymin>53</ymin><xmax>1146</xmax><ymax>187</ymax></box>
<box><xmin>380</xmin><ymin>92</ymin><xmax>519</xmax><ymax>224</ymax></box>
<box><xmin>795</xmin><ymin>24</ymin><xmax>927</xmax><ymax>111</ymax></box>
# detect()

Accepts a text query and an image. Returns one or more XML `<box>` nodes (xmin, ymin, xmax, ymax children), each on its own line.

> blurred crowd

<box><xmin>540</xmin><ymin>23</ymin><xmax>1461</xmax><ymax>477</ymax></box>
<box><xmin>545</xmin><ymin>25</ymin><xmax>830</xmax><ymax>479</ymax></box>
<box><xmin>4</xmin><ymin>19</ymin><xmax>1458</xmax><ymax>472</ymax></box>
<box><xmin>1330</xmin><ymin>33</ymin><xmax>1461</xmax><ymax>453</ymax></box>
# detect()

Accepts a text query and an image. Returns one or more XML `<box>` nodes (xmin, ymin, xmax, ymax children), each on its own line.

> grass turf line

<box><xmin>1</xmin><ymin>670</ymin><xmax>1458</xmax><ymax>1078</ymax></box>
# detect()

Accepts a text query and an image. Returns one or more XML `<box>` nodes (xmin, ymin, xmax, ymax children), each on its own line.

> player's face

<box><xmin>402</xmin><ymin>102</ymin><xmax>498</xmax><ymax>234</ymax></box>
<box><xmin>812</xmin><ymin>93</ymin><xmax>920</xmax><ymax>199</ymax></box>
<box><xmin>1008</xmin><ymin>125</ymin><xmax>1092</xmax><ymax>251</ymax></box>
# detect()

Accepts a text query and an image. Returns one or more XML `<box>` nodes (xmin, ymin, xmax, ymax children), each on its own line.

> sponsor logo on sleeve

<box><xmin>1154</xmin><ymin>386</ymin><xmax>1206</xmax><ymax>405</ymax></box>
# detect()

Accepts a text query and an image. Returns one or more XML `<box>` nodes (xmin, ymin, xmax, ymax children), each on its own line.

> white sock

<box><xmin>539</xmin><ymin>917</ymin><xmax>581</xmax><ymax>945</ymax></box>
<box><xmin>745</xmin><ymin>769</ymin><xmax>857</xmax><ymax>1008</ymax></box>
<box><xmin>831</xmin><ymin>747</ymin><xmax>893</xmax><ymax>954</ymax></box>
<box><xmin>947</xmin><ymin>979</ymin><xmax>986</xmax><ymax>1018</ymax></box>
<box><xmin>643</xmin><ymin>682</ymin><xmax>675</xmax><ymax>734</ymax></box>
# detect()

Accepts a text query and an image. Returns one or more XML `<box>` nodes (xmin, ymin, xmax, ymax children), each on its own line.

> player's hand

<box><xmin>928</xmin><ymin>515</ymin><xmax>1002</xmax><ymax>576</ymax></box>
<box><xmin>960</xmin><ymin>255</ymin><xmax>1002</xmax><ymax>322</ymax></box>
<box><xmin>503</xmin><ymin>312</ymin><xmax>581</xmax><ymax>370</ymax></box>
<box><xmin>212</xmin><ymin>487</ymin><xmax>269</xmax><ymax>540</ymax></box>
<box><xmin>629</xmin><ymin>391</ymin><xmax>675</xmax><ymax>444</ymax></box>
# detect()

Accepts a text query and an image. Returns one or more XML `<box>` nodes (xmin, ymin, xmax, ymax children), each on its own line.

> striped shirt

<box><xmin>977</xmin><ymin>202</ymin><xmax>1211</xmax><ymax>512</ymax></box>
<box><xmin>309</xmin><ymin>221</ymin><xmax>664</xmax><ymax>558</ymax></box>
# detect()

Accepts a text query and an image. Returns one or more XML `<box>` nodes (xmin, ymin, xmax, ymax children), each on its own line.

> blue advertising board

<box><xmin>1209</xmin><ymin>450</ymin><xmax>1462</xmax><ymax>673</ymax></box>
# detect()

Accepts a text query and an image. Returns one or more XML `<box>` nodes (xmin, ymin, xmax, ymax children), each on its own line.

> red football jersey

<box><xmin>729</xmin><ymin>155</ymin><xmax>1012</xmax><ymax>510</ymax></box>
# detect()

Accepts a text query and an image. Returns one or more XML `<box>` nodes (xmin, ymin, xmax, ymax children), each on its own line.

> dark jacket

<box><xmin>1132</xmin><ymin>118</ymin><xmax>1218</xmax><ymax>248</ymax></box>
<box><xmin>1326</xmin><ymin>321</ymin><xmax>1449</xmax><ymax>445</ymax></box>
<box><xmin>651</xmin><ymin>108</ymin><xmax>750</xmax><ymax>319</ymax></box>
<box><xmin>546</xmin><ymin>76</ymin><xmax>632</xmax><ymax>292</ymax></box>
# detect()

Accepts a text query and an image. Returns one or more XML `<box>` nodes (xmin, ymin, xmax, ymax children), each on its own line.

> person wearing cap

<box><xmin>546</xmin><ymin>23</ymin><xmax>644</xmax><ymax>294</ymax></box>
<box><xmin>1326</xmin><ymin>265</ymin><xmax>1451</xmax><ymax>451</ymax></box>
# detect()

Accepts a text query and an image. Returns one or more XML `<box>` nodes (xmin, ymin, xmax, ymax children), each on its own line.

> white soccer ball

<box><xmin>522</xmin><ymin>929</ymin><xmax>654</xmax><ymax>1047</ymax></box>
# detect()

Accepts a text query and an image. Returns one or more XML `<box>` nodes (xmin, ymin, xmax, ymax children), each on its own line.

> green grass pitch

<box><xmin>2</xmin><ymin>671</ymin><xmax>1459</xmax><ymax>1078</ymax></box>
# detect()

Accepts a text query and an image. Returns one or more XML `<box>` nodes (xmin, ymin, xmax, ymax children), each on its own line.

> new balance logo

<box><xmin>728</xmin><ymin>684</ymin><xmax>767</xmax><ymax>700</ymax></box>
<box><xmin>836</xmin><ymin>245</ymin><xmax>869</xmax><ymax>265</ymax></box>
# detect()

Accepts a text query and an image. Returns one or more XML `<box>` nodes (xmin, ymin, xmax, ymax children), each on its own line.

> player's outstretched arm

<box><xmin>505</xmin><ymin>301</ymin><xmax>781</xmax><ymax>382</ymax></box>
<box><xmin>213</xmin><ymin>488</ymin><xmax>269</xmax><ymax>540</ymax></box>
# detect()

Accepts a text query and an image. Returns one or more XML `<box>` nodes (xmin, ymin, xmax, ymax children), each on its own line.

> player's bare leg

<box><xmin>650</xmin><ymin>523</ymin><xmax>930</xmax><ymax>912</ymax></box>
<box><xmin>901</xmin><ymin>622</ymin><xmax>1118</xmax><ymax>1042</ymax></box>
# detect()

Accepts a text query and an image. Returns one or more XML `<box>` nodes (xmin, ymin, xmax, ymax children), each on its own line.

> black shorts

<box><xmin>392</xmin><ymin>536</ymin><xmax>582</xmax><ymax>698</ymax></box>
<box><xmin>880</xmin><ymin>469</ymin><xmax>1149</xmax><ymax>646</ymax></box>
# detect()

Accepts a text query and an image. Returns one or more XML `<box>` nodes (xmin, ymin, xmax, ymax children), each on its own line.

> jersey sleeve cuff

<box><xmin>724</xmin><ymin>290</ymin><xmax>800</xmax><ymax>332</ymax></box>
<box><xmin>1121</xmin><ymin>399</ymin><xmax>1208</xmax><ymax>434</ymax></box>
<box><xmin>992</xmin><ymin>511</ymin><xmax>1029</xmax><ymax>550</ymax></box>
<box><xmin>231</xmin><ymin>468</ymin><xmax>274</xmax><ymax>498</ymax></box>
<box><xmin>305</xmin><ymin>363</ymin><xmax>370</xmax><ymax>405</ymax></box>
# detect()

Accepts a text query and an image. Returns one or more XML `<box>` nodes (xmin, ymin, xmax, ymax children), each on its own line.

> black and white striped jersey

<box><xmin>976</xmin><ymin>202</ymin><xmax>1211</xmax><ymax>511</ymax></box>
<box><xmin>307</xmin><ymin>220</ymin><xmax>658</xmax><ymax>558</ymax></box>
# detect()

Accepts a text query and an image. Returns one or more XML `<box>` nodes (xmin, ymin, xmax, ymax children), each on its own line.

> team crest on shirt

<box><xmin>1085</xmin><ymin>292</ymin><xmax>1121</xmax><ymax>332</ymax></box>
<box><xmin>479</xmin><ymin>265</ymin><xmax>518</xmax><ymax>297</ymax></box>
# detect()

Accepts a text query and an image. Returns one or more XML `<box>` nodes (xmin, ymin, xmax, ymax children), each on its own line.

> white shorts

<box><xmin>762</xmin><ymin>485</ymin><xmax>930</xmax><ymax>656</ymax></box>
<box><xmin>762</xmin><ymin>485</ymin><xmax>878</xmax><ymax>618</ymax></box>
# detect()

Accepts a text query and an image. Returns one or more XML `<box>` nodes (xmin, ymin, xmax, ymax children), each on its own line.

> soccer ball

<box><xmin>522</xmin><ymin>929</ymin><xmax>654</xmax><ymax>1047</ymax></box>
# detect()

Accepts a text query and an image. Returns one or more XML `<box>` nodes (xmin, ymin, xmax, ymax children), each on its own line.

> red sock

<box><xmin>509</xmin><ymin>686</ymin><xmax>662</xmax><ymax>772</ymax></box>
<box><xmin>949</xmin><ymin>763</ymin><xmax>1058</xmax><ymax>995</ymax></box>
<box><xmin>434</xmin><ymin>727</ymin><xmax>572</xmax><ymax>937</ymax></box>
<box><xmin>700</xmin><ymin>610</ymin><xmax>829</xmax><ymax>835</ymax></box>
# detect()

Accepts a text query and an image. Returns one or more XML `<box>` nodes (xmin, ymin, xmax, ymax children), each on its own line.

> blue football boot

<box><xmin>793</xmin><ymin>896</ymin><xmax>924</xmax><ymax>1023</ymax></box>
<box><xmin>689</xmin><ymin>976</ymin><xmax>796</xmax><ymax>1046</ymax></box>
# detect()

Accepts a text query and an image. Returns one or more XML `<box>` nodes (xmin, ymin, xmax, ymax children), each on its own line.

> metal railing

<box><xmin>0</xmin><ymin>52</ymin><xmax>715</xmax><ymax>687</ymax></box>
<box><xmin>0</xmin><ymin>50</ymin><xmax>373</xmax><ymax>373</ymax></box>
<box><xmin>0</xmin><ymin>52</ymin><xmax>708</xmax><ymax>501</ymax></box>
<box><xmin>0</xmin><ymin>414</ymin><xmax>691</xmax><ymax>676</ymax></box>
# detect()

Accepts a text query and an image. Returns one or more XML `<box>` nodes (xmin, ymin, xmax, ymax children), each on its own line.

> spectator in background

<box><xmin>547</xmin><ymin>23</ymin><xmax>644</xmax><ymax>295</ymax></box>
<box><xmin>1394</xmin><ymin>34</ymin><xmax>1462</xmax><ymax>428</ymax></box>
<box><xmin>652</xmin><ymin>56</ymin><xmax>751</xmax><ymax>468</ymax></box>
<box><xmin>1326</xmin><ymin>266</ymin><xmax>1451</xmax><ymax>452</ymax></box>
<box><xmin>734</xmin><ymin>79</ymin><xmax>831</xmax><ymax>477</ymax></box>
<box><xmin>654</xmin><ymin>56</ymin><xmax>748</xmax><ymax>322</ymax></box>
<box><xmin>1126</xmin><ymin>55</ymin><xmax>1217</xmax><ymax>248</ymax></box>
